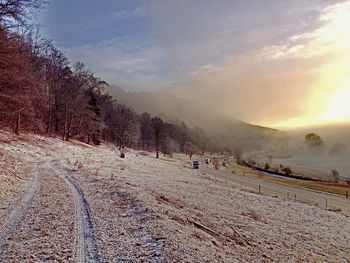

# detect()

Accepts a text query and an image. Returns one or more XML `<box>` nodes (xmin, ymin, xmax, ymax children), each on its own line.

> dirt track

<box><xmin>0</xmin><ymin>171</ymin><xmax>40</xmax><ymax>256</ymax></box>
<box><xmin>0</xmin><ymin>162</ymin><xmax>76</xmax><ymax>262</ymax></box>
<box><xmin>56</xmin><ymin>166</ymin><xmax>102</xmax><ymax>263</ymax></box>
<box><xmin>0</xmin><ymin>157</ymin><xmax>168</xmax><ymax>262</ymax></box>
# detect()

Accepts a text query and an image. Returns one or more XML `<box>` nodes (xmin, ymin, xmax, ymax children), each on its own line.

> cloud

<box><xmin>267</xmin><ymin>1</ymin><xmax>350</xmax><ymax>60</ymax></box>
<box><xmin>111</xmin><ymin>5</ymin><xmax>150</xmax><ymax>20</ymax></box>
<box><xmin>157</xmin><ymin>1</ymin><xmax>350</xmax><ymax>125</ymax></box>
<box><xmin>64</xmin><ymin>36</ymin><xmax>166</xmax><ymax>89</ymax></box>
<box><xmin>45</xmin><ymin>0</ymin><xmax>349</xmax><ymax>126</ymax></box>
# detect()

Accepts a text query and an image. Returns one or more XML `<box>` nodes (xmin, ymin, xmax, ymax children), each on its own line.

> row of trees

<box><xmin>0</xmin><ymin>0</ymin><xmax>225</xmax><ymax>158</ymax></box>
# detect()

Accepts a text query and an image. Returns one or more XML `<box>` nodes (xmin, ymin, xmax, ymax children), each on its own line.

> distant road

<box><xmin>201</xmin><ymin>166</ymin><xmax>350</xmax><ymax>215</ymax></box>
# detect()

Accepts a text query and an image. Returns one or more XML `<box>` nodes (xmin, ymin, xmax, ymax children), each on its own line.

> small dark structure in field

<box><xmin>193</xmin><ymin>160</ymin><xmax>199</xmax><ymax>169</ymax></box>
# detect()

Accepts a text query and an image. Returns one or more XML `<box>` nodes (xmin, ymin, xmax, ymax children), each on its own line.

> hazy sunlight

<box><xmin>272</xmin><ymin>2</ymin><xmax>350</xmax><ymax>128</ymax></box>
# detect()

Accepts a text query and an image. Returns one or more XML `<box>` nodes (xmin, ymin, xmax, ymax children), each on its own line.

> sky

<box><xmin>36</xmin><ymin>0</ymin><xmax>350</xmax><ymax>128</ymax></box>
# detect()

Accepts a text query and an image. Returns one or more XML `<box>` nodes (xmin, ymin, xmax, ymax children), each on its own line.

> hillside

<box><xmin>1</xmin><ymin>132</ymin><xmax>349</xmax><ymax>262</ymax></box>
<box><xmin>108</xmin><ymin>85</ymin><xmax>287</xmax><ymax>151</ymax></box>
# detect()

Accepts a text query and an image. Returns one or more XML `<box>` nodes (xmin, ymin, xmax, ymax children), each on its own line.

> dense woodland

<box><xmin>0</xmin><ymin>0</ymin><xmax>224</xmax><ymax>157</ymax></box>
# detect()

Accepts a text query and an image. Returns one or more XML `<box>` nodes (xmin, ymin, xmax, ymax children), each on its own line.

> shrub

<box><xmin>213</xmin><ymin>159</ymin><xmax>219</xmax><ymax>170</ymax></box>
<box><xmin>331</xmin><ymin>169</ymin><xmax>339</xmax><ymax>183</ymax></box>
<box><xmin>264</xmin><ymin>163</ymin><xmax>270</xmax><ymax>170</ymax></box>
<box><xmin>282</xmin><ymin>166</ymin><xmax>292</xmax><ymax>175</ymax></box>
<box><xmin>305</xmin><ymin>133</ymin><xmax>324</xmax><ymax>148</ymax></box>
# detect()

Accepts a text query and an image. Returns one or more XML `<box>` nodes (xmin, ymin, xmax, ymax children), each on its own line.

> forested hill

<box><xmin>0</xmin><ymin>0</ymin><xmax>231</xmax><ymax>157</ymax></box>
<box><xmin>0</xmin><ymin>0</ymin><xmax>285</xmax><ymax>157</ymax></box>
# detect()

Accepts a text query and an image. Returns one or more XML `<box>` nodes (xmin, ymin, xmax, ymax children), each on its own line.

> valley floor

<box><xmin>0</xmin><ymin>132</ymin><xmax>349</xmax><ymax>262</ymax></box>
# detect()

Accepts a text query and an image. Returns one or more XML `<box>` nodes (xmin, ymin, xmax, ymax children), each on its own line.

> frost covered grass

<box><xmin>1</xmin><ymin>132</ymin><xmax>350</xmax><ymax>262</ymax></box>
<box><xmin>64</xmin><ymin>147</ymin><xmax>350</xmax><ymax>262</ymax></box>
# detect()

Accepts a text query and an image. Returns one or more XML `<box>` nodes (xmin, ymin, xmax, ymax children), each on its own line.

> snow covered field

<box><xmin>274</xmin><ymin>153</ymin><xmax>350</xmax><ymax>181</ymax></box>
<box><xmin>245</xmin><ymin>148</ymin><xmax>350</xmax><ymax>182</ymax></box>
<box><xmin>1</xmin><ymin>132</ymin><xmax>350</xmax><ymax>262</ymax></box>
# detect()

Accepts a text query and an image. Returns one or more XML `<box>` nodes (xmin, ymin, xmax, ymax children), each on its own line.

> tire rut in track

<box><xmin>58</xmin><ymin>169</ymin><xmax>102</xmax><ymax>263</ymax></box>
<box><xmin>0</xmin><ymin>172</ymin><xmax>40</xmax><ymax>255</ymax></box>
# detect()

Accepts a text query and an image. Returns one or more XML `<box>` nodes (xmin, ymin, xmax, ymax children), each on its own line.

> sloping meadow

<box><xmin>1</xmin><ymin>132</ymin><xmax>349</xmax><ymax>262</ymax></box>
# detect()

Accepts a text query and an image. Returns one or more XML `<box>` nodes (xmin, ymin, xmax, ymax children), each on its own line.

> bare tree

<box><xmin>0</xmin><ymin>27</ymin><xmax>44</xmax><ymax>134</ymax></box>
<box><xmin>139</xmin><ymin>112</ymin><xmax>153</xmax><ymax>150</ymax></box>
<box><xmin>151</xmin><ymin>117</ymin><xmax>165</xmax><ymax>158</ymax></box>
<box><xmin>184</xmin><ymin>141</ymin><xmax>200</xmax><ymax>159</ymax></box>
<box><xmin>282</xmin><ymin>166</ymin><xmax>292</xmax><ymax>175</ymax></box>
<box><xmin>191</xmin><ymin>126</ymin><xmax>207</xmax><ymax>154</ymax></box>
<box><xmin>233</xmin><ymin>147</ymin><xmax>243</xmax><ymax>164</ymax></box>
<box><xmin>99</xmin><ymin>94</ymin><xmax>117</xmax><ymax>141</ymax></box>
<box><xmin>114</xmin><ymin>104</ymin><xmax>138</xmax><ymax>149</ymax></box>
<box><xmin>161</xmin><ymin>137</ymin><xmax>179</xmax><ymax>157</ymax></box>
<box><xmin>330</xmin><ymin>169</ymin><xmax>339</xmax><ymax>183</ymax></box>
<box><xmin>305</xmin><ymin>133</ymin><xmax>324</xmax><ymax>152</ymax></box>
<box><xmin>0</xmin><ymin>0</ymin><xmax>46</xmax><ymax>27</ymax></box>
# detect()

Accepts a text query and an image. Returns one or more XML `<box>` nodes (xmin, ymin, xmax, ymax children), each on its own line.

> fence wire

<box><xmin>203</xmin><ymin>168</ymin><xmax>350</xmax><ymax>215</ymax></box>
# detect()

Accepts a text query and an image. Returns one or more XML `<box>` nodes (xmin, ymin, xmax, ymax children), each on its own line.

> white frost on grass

<box><xmin>66</xmin><ymin>148</ymin><xmax>350</xmax><ymax>262</ymax></box>
<box><xmin>1</xmin><ymin>132</ymin><xmax>350</xmax><ymax>262</ymax></box>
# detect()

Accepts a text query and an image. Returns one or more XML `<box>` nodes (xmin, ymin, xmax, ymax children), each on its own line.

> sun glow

<box><xmin>271</xmin><ymin>3</ymin><xmax>350</xmax><ymax>128</ymax></box>
<box><xmin>311</xmin><ymin>55</ymin><xmax>350</xmax><ymax>125</ymax></box>
<box><xmin>273</xmin><ymin>74</ymin><xmax>350</xmax><ymax>129</ymax></box>
<box><xmin>318</xmin><ymin>86</ymin><xmax>350</xmax><ymax>122</ymax></box>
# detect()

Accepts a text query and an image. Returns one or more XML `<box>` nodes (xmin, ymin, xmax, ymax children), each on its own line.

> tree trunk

<box><xmin>77</xmin><ymin>116</ymin><xmax>83</xmax><ymax>135</ymax></box>
<box><xmin>55</xmin><ymin>103</ymin><xmax>59</xmax><ymax>132</ymax></box>
<box><xmin>46</xmin><ymin>92</ymin><xmax>52</xmax><ymax>134</ymax></box>
<box><xmin>14</xmin><ymin>109</ymin><xmax>21</xmax><ymax>135</ymax></box>
<box><xmin>46</xmin><ymin>102</ymin><xmax>51</xmax><ymax>134</ymax></box>
<box><xmin>62</xmin><ymin>104</ymin><xmax>68</xmax><ymax>141</ymax></box>
<box><xmin>66</xmin><ymin>113</ymin><xmax>73</xmax><ymax>141</ymax></box>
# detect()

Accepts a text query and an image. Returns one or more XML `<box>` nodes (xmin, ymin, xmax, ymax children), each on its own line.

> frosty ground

<box><xmin>0</xmin><ymin>132</ymin><xmax>349</xmax><ymax>262</ymax></box>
